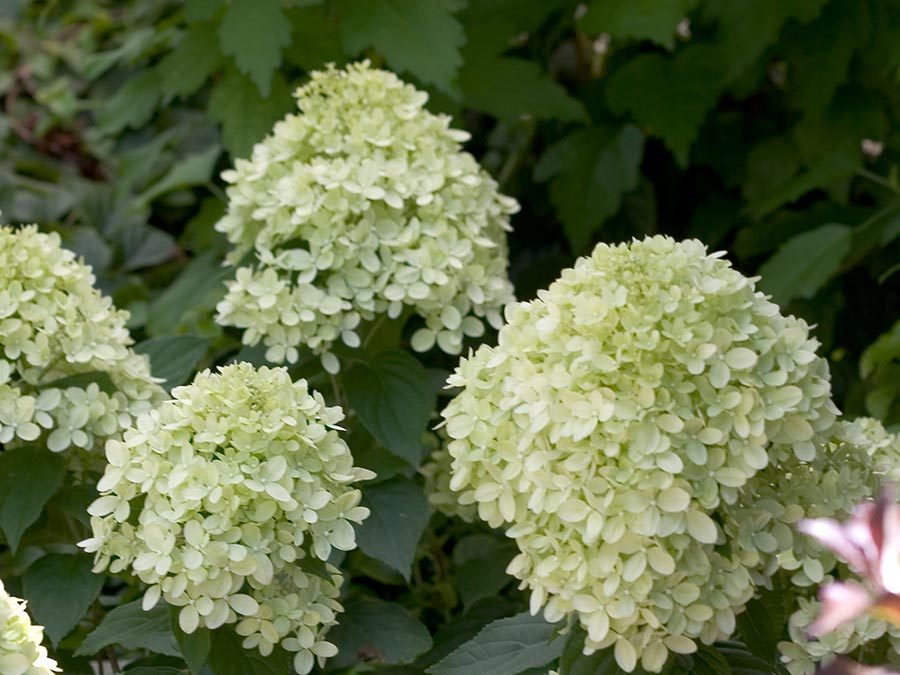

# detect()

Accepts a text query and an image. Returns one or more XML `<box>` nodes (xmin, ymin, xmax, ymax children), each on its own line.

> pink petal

<box><xmin>879</xmin><ymin>503</ymin><xmax>900</xmax><ymax>594</ymax></box>
<box><xmin>799</xmin><ymin>518</ymin><xmax>869</xmax><ymax>573</ymax></box>
<box><xmin>808</xmin><ymin>581</ymin><xmax>873</xmax><ymax>637</ymax></box>
<box><xmin>816</xmin><ymin>656</ymin><xmax>900</xmax><ymax>675</ymax></box>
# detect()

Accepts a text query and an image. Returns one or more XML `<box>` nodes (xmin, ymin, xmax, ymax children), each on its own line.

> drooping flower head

<box><xmin>215</xmin><ymin>61</ymin><xmax>518</xmax><ymax>373</ymax></box>
<box><xmin>0</xmin><ymin>225</ymin><xmax>163</xmax><ymax>455</ymax></box>
<box><xmin>80</xmin><ymin>363</ymin><xmax>374</xmax><ymax>674</ymax></box>
<box><xmin>441</xmin><ymin>236</ymin><xmax>837</xmax><ymax>671</ymax></box>
<box><xmin>0</xmin><ymin>579</ymin><xmax>59</xmax><ymax>675</ymax></box>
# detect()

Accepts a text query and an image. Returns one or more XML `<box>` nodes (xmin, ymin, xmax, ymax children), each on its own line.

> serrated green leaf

<box><xmin>135</xmin><ymin>335</ymin><xmax>209</xmax><ymax>390</ymax></box>
<box><xmin>535</xmin><ymin>125</ymin><xmax>644</xmax><ymax>252</ymax></box>
<box><xmin>157</xmin><ymin>23</ymin><xmax>223</xmax><ymax>100</ymax></box>
<box><xmin>758</xmin><ymin>223</ymin><xmax>853</xmax><ymax>304</ymax></box>
<box><xmin>218</xmin><ymin>0</ymin><xmax>290</xmax><ymax>96</ymax></box>
<box><xmin>460</xmin><ymin>0</ymin><xmax>568</xmax><ymax>59</ymax></box>
<box><xmin>339</xmin><ymin>0</ymin><xmax>465</xmax><ymax>95</ymax></box>
<box><xmin>284</xmin><ymin>5</ymin><xmax>346</xmax><ymax>71</ymax></box>
<box><xmin>607</xmin><ymin>45</ymin><xmax>723</xmax><ymax>166</ymax></box>
<box><xmin>75</xmin><ymin>600</ymin><xmax>178</xmax><ymax>657</ymax></box>
<box><xmin>427</xmin><ymin>612</ymin><xmax>563</xmax><ymax>675</ymax></box>
<box><xmin>580</xmin><ymin>0</ymin><xmax>698</xmax><ymax>49</ymax></box>
<box><xmin>0</xmin><ymin>445</ymin><xmax>66</xmax><ymax>551</ymax></box>
<box><xmin>22</xmin><ymin>553</ymin><xmax>104</xmax><ymax>647</ymax></box>
<box><xmin>328</xmin><ymin>595</ymin><xmax>433</xmax><ymax>668</ymax></box>
<box><xmin>343</xmin><ymin>350</ymin><xmax>436</xmax><ymax>466</ymax></box>
<box><xmin>459</xmin><ymin>57</ymin><xmax>585</xmax><ymax>122</ymax></box>
<box><xmin>356</xmin><ymin>477</ymin><xmax>430</xmax><ymax>580</ymax></box>
<box><xmin>96</xmin><ymin>70</ymin><xmax>162</xmax><ymax>134</ymax></box>
<box><xmin>208</xmin><ymin>66</ymin><xmax>294</xmax><ymax>158</ymax></box>
<box><xmin>207</xmin><ymin>628</ymin><xmax>291</xmax><ymax>675</ymax></box>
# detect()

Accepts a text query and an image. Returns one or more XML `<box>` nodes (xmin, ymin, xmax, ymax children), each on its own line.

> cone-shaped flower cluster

<box><xmin>80</xmin><ymin>363</ymin><xmax>373</xmax><ymax>674</ymax></box>
<box><xmin>441</xmin><ymin>236</ymin><xmax>839</xmax><ymax>671</ymax></box>
<box><xmin>0</xmin><ymin>579</ymin><xmax>59</xmax><ymax>675</ymax></box>
<box><xmin>215</xmin><ymin>61</ymin><xmax>518</xmax><ymax>373</ymax></box>
<box><xmin>0</xmin><ymin>225</ymin><xmax>163</xmax><ymax>455</ymax></box>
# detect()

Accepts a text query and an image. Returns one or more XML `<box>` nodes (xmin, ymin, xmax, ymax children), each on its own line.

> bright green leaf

<box><xmin>75</xmin><ymin>600</ymin><xmax>178</xmax><ymax>657</ymax></box>
<box><xmin>0</xmin><ymin>445</ymin><xmax>66</xmax><ymax>551</ymax></box>
<box><xmin>428</xmin><ymin>612</ymin><xmax>563</xmax><ymax>675</ymax></box>
<box><xmin>328</xmin><ymin>596</ymin><xmax>433</xmax><ymax>668</ymax></box>
<box><xmin>22</xmin><ymin>554</ymin><xmax>104</xmax><ymax>647</ymax></box>
<box><xmin>339</xmin><ymin>0</ymin><xmax>465</xmax><ymax>95</ymax></box>
<box><xmin>580</xmin><ymin>0</ymin><xmax>698</xmax><ymax>49</ymax></box>
<box><xmin>459</xmin><ymin>57</ymin><xmax>585</xmax><ymax>122</ymax></box>
<box><xmin>218</xmin><ymin>0</ymin><xmax>290</xmax><ymax>96</ymax></box>
<box><xmin>356</xmin><ymin>477</ymin><xmax>430</xmax><ymax>580</ymax></box>
<box><xmin>606</xmin><ymin>45</ymin><xmax>724</xmax><ymax>166</ymax></box>
<box><xmin>758</xmin><ymin>223</ymin><xmax>853</xmax><ymax>304</ymax></box>
<box><xmin>135</xmin><ymin>335</ymin><xmax>209</xmax><ymax>390</ymax></box>
<box><xmin>343</xmin><ymin>350</ymin><xmax>436</xmax><ymax>466</ymax></box>
<box><xmin>208</xmin><ymin>66</ymin><xmax>294</xmax><ymax>158</ymax></box>
<box><xmin>535</xmin><ymin>125</ymin><xmax>644</xmax><ymax>252</ymax></box>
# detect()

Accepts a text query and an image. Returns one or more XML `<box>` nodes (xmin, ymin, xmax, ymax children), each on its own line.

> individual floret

<box><xmin>215</xmin><ymin>61</ymin><xmax>517</xmax><ymax>372</ymax></box>
<box><xmin>80</xmin><ymin>363</ymin><xmax>374</xmax><ymax>674</ymax></box>
<box><xmin>0</xmin><ymin>579</ymin><xmax>59</xmax><ymax>675</ymax></box>
<box><xmin>440</xmin><ymin>236</ymin><xmax>837</xmax><ymax>671</ymax></box>
<box><xmin>0</xmin><ymin>225</ymin><xmax>163</xmax><ymax>458</ymax></box>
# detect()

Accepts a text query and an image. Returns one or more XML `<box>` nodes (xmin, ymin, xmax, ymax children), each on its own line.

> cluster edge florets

<box><xmin>0</xmin><ymin>579</ymin><xmax>59</xmax><ymax>675</ymax></box>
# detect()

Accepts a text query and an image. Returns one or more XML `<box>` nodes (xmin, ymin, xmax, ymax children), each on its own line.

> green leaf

<box><xmin>96</xmin><ymin>70</ymin><xmax>162</xmax><ymax>134</ymax></box>
<box><xmin>343</xmin><ymin>350</ymin><xmax>436</xmax><ymax>466</ymax></box>
<box><xmin>185</xmin><ymin>0</ymin><xmax>220</xmax><ymax>22</ymax></box>
<box><xmin>535</xmin><ymin>125</ymin><xmax>644</xmax><ymax>252</ymax></box>
<box><xmin>147</xmin><ymin>250</ymin><xmax>231</xmax><ymax>337</ymax></box>
<box><xmin>75</xmin><ymin>600</ymin><xmax>178</xmax><ymax>657</ymax></box>
<box><xmin>171</xmin><ymin>610</ymin><xmax>210</xmax><ymax>675</ymax></box>
<box><xmin>328</xmin><ymin>595</ymin><xmax>433</xmax><ymax>668</ymax></box>
<box><xmin>157</xmin><ymin>23</ymin><xmax>223</xmax><ymax>100</ymax></box>
<box><xmin>208</xmin><ymin>66</ymin><xmax>294</xmax><ymax>158</ymax></box>
<box><xmin>356</xmin><ymin>477</ymin><xmax>430</xmax><ymax>580</ymax></box>
<box><xmin>607</xmin><ymin>45</ymin><xmax>724</xmax><ymax>166</ymax></box>
<box><xmin>138</xmin><ymin>144</ymin><xmax>220</xmax><ymax>205</ymax></box>
<box><xmin>135</xmin><ymin>335</ymin><xmax>209</xmax><ymax>390</ymax></box>
<box><xmin>207</xmin><ymin>629</ymin><xmax>291</xmax><ymax>675</ymax></box>
<box><xmin>717</xmin><ymin>644</ymin><xmax>779</xmax><ymax>675</ymax></box>
<box><xmin>692</xmin><ymin>645</ymin><xmax>733</xmax><ymax>675</ymax></box>
<box><xmin>459</xmin><ymin>57</ymin><xmax>585</xmax><ymax>122</ymax></box>
<box><xmin>42</xmin><ymin>370</ymin><xmax>117</xmax><ymax>394</ymax></box>
<box><xmin>0</xmin><ymin>445</ymin><xmax>66</xmax><ymax>551</ymax></box>
<box><xmin>455</xmin><ymin>541</ymin><xmax>516</xmax><ymax>608</ymax></box>
<box><xmin>757</xmin><ymin>223</ymin><xmax>853</xmax><ymax>304</ymax></box>
<box><xmin>22</xmin><ymin>554</ymin><xmax>104</xmax><ymax>647</ymax></box>
<box><xmin>121</xmin><ymin>226</ymin><xmax>180</xmax><ymax>271</ymax></box>
<box><xmin>557</xmin><ymin>626</ymin><xmax>615</xmax><ymax>675</ymax></box>
<box><xmin>339</xmin><ymin>0</ymin><xmax>465</xmax><ymax>95</ymax></box>
<box><xmin>284</xmin><ymin>5</ymin><xmax>346</xmax><ymax>71</ymax></box>
<box><xmin>428</xmin><ymin>612</ymin><xmax>563</xmax><ymax>675</ymax></box>
<box><xmin>218</xmin><ymin>0</ymin><xmax>290</xmax><ymax>96</ymax></box>
<box><xmin>736</xmin><ymin>582</ymin><xmax>788</xmax><ymax>664</ymax></box>
<box><xmin>580</xmin><ymin>0</ymin><xmax>698</xmax><ymax>49</ymax></box>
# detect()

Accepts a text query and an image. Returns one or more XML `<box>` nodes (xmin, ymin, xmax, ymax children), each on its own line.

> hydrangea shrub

<box><xmin>0</xmin><ymin>579</ymin><xmax>58</xmax><ymax>675</ymax></box>
<box><xmin>80</xmin><ymin>363</ymin><xmax>374</xmax><ymax>674</ymax></box>
<box><xmin>441</xmin><ymin>236</ymin><xmax>839</xmax><ymax>671</ymax></box>
<box><xmin>215</xmin><ymin>61</ymin><xmax>518</xmax><ymax>372</ymax></box>
<box><xmin>0</xmin><ymin>225</ymin><xmax>163</xmax><ymax>457</ymax></box>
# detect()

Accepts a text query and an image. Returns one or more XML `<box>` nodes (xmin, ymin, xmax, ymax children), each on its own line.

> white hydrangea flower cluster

<box><xmin>440</xmin><ymin>236</ymin><xmax>838</xmax><ymax>672</ymax></box>
<box><xmin>80</xmin><ymin>363</ymin><xmax>374</xmax><ymax>674</ymax></box>
<box><xmin>0</xmin><ymin>225</ymin><xmax>163</xmax><ymax>455</ymax></box>
<box><xmin>0</xmin><ymin>579</ymin><xmax>59</xmax><ymax>675</ymax></box>
<box><xmin>215</xmin><ymin>61</ymin><xmax>518</xmax><ymax>373</ymax></box>
<box><xmin>420</xmin><ymin>428</ymin><xmax>478</xmax><ymax>523</ymax></box>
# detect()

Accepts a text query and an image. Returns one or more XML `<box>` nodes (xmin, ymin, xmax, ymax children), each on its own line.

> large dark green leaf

<box><xmin>135</xmin><ymin>335</ymin><xmax>209</xmax><ymax>390</ymax></box>
<box><xmin>22</xmin><ymin>554</ymin><xmax>104</xmax><ymax>646</ymax></box>
<box><xmin>218</xmin><ymin>0</ymin><xmax>290</xmax><ymax>96</ymax></box>
<box><xmin>580</xmin><ymin>0</ymin><xmax>698</xmax><ymax>48</ymax></box>
<box><xmin>0</xmin><ymin>445</ymin><xmax>66</xmax><ymax>551</ymax></box>
<box><xmin>343</xmin><ymin>350</ymin><xmax>436</xmax><ymax>467</ymax></box>
<box><xmin>75</xmin><ymin>600</ymin><xmax>178</xmax><ymax>657</ymax></box>
<box><xmin>171</xmin><ymin>608</ymin><xmax>211</xmax><ymax>675</ymax></box>
<box><xmin>207</xmin><ymin>629</ymin><xmax>291</xmax><ymax>675</ymax></box>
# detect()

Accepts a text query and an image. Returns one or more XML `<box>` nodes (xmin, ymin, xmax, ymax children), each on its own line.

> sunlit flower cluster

<box><xmin>80</xmin><ymin>363</ymin><xmax>373</xmax><ymax>674</ymax></box>
<box><xmin>215</xmin><ymin>61</ymin><xmax>518</xmax><ymax>373</ymax></box>
<box><xmin>0</xmin><ymin>225</ymin><xmax>163</xmax><ymax>456</ymax></box>
<box><xmin>0</xmin><ymin>579</ymin><xmax>59</xmax><ymax>675</ymax></box>
<box><xmin>420</xmin><ymin>434</ymin><xmax>477</xmax><ymax>524</ymax></box>
<box><xmin>440</xmin><ymin>236</ymin><xmax>837</xmax><ymax>671</ymax></box>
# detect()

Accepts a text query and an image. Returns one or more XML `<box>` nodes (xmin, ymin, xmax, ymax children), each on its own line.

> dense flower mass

<box><xmin>215</xmin><ymin>61</ymin><xmax>518</xmax><ymax>372</ymax></box>
<box><xmin>80</xmin><ymin>363</ymin><xmax>373</xmax><ymax>674</ymax></box>
<box><xmin>0</xmin><ymin>225</ymin><xmax>163</xmax><ymax>455</ymax></box>
<box><xmin>440</xmin><ymin>236</ymin><xmax>838</xmax><ymax>671</ymax></box>
<box><xmin>0</xmin><ymin>579</ymin><xmax>58</xmax><ymax>675</ymax></box>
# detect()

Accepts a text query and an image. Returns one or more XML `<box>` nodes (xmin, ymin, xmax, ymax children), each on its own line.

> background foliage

<box><xmin>0</xmin><ymin>0</ymin><xmax>898</xmax><ymax>674</ymax></box>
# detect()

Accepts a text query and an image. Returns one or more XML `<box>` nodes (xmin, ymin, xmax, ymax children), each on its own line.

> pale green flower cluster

<box><xmin>0</xmin><ymin>579</ymin><xmax>59</xmax><ymax>675</ymax></box>
<box><xmin>440</xmin><ymin>236</ymin><xmax>837</xmax><ymax>672</ymax></box>
<box><xmin>421</xmin><ymin>441</ymin><xmax>478</xmax><ymax>524</ymax></box>
<box><xmin>215</xmin><ymin>61</ymin><xmax>517</xmax><ymax>373</ymax></box>
<box><xmin>0</xmin><ymin>225</ymin><xmax>163</xmax><ymax>455</ymax></box>
<box><xmin>80</xmin><ymin>363</ymin><xmax>374</xmax><ymax>674</ymax></box>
